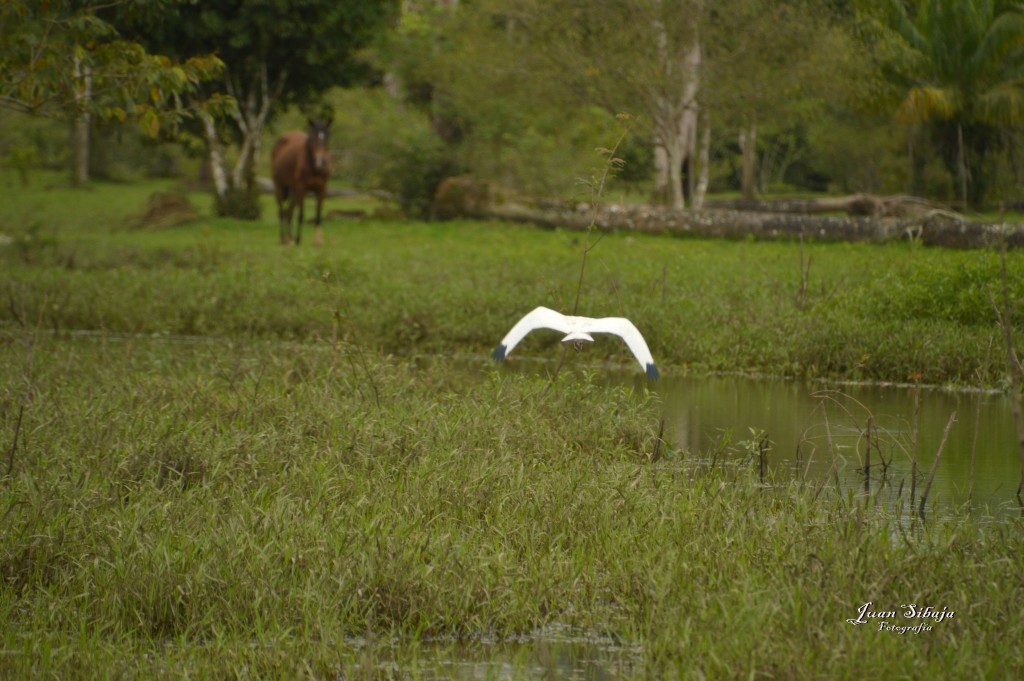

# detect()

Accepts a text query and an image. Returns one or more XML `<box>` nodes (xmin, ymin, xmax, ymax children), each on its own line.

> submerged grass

<box><xmin>2</xmin><ymin>173</ymin><xmax>1024</xmax><ymax>677</ymax></box>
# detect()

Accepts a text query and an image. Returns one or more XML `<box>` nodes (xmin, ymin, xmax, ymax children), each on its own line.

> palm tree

<box><xmin>866</xmin><ymin>0</ymin><xmax>1024</xmax><ymax>208</ymax></box>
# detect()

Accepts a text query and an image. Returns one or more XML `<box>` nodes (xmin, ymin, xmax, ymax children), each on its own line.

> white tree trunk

<box><xmin>199</xmin><ymin>111</ymin><xmax>229</xmax><ymax>200</ymax></box>
<box><xmin>666</xmin><ymin>137</ymin><xmax>686</xmax><ymax>210</ymax></box>
<box><xmin>228</xmin><ymin>65</ymin><xmax>284</xmax><ymax>190</ymax></box>
<box><xmin>693</xmin><ymin>108</ymin><xmax>711</xmax><ymax>210</ymax></box>
<box><xmin>654</xmin><ymin>145</ymin><xmax>670</xmax><ymax>205</ymax></box>
<box><xmin>652</xmin><ymin>38</ymin><xmax>700</xmax><ymax>210</ymax></box>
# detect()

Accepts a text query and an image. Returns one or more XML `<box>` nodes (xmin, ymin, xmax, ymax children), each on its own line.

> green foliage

<box><xmin>121</xmin><ymin>0</ymin><xmax>398</xmax><ymax>108</ymax></box>
<box><xmin>89</xmin><ymin>124</ymin><xmax>193</xmax><ymax>181</ymax></box>
<box><xmin>368</xmin><ymin>2</ymin><xmax>685</xmax><ymax>199</ymax></box>
<box><xmin>5</xmin><ymin>144</ymin><xmax>36</xmax><ymax>186</ymax></box>
<box><xmin>328</xmin><ymin>88</ymin><xmax>458</xmax><ymax>218</ymax></box>
<box><xmin>110</xmin><ymin>0</ymin><xmax>398</xmax><ymax>218</ymax></box>
<box><xmin>859</xmin><ymin>0</ymin><xmax>1024</xmax><ymax>207</ymax></box>
<box><xmin>0</xmin><ymin>0</ymin><xmax>228</xmax><ymax>136</ymax></box>
<box><xmin>0</xmin><ymin>113</ymin><xmax>70</xmax><ymax>174</ymax></box>
<box><xmin>806</xmin><ymin>114</ymin><xmax>910</xmax><ymax>194</ymax></box>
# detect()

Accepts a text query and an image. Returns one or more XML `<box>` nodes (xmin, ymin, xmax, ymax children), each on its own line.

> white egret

<box><xmin>492</xmin><ymin>306</ymin><xmax>660</xmax><ymax>380</ymax></box>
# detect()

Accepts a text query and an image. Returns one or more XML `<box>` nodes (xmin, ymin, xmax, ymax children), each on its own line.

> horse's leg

<box><xmin>294</xmin><ymin>187</ymin><xmax>306</xmax><ymax>246</ymax></box>
<box><xmin>286</xmin><ymin>192</ymin><xmax>299</xmax><ymax>245</ymax></box>
<box><xmin>277</xmin><ymin>186</ymin><xmax>291</xmax><ymax>245</ymax></box>
<box><xmin>312</xmin><ymin>188</ymin><xmax>325</xmax><ymax>246</ymax></box>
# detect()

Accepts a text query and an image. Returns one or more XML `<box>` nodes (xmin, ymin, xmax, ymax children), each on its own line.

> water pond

<box><xmin>344</xmin><ymin>626</ymin><xmax>640</xmax><ymax>680</ymax></box>
<box><xmin>443</xmin><ymin>352</ymin><xmax>1022</xmax><ymax>518</ymax></box>
<box><xmin>610</xmin><ymin>369</ymin><xmax>1023</xmax><ymax>518</ymax></box>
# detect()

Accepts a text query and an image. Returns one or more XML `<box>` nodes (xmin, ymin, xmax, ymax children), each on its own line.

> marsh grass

<box><xmin>2</xmin><ymin>332</ymin><xmax>1023</xmax><ymax>678</ymax></box>
<box><xmin>2</xmin><ymin>172</ymin><xmax>1024</xmax><ymax>677</ymax></box>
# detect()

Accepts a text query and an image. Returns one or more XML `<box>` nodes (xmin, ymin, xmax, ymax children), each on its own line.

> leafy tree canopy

<box><xmin>0</xmin><ymin>0</ymin><xmax>228</xmax><ymax>136</ymax></box>
<box><xmin>111</xmin><ymin>0</ymin><xmax>398</xmax><ymax>218</ymax></box>
<box><xmin>118</xmin><ymin>0</ymin><xmax>398</xmax><ymax>114</ymax></box>
<box><xmin>864</xmin><ymin>0</ymin><xmax>1024</xmax><ymax>126</ymax></box>
<box><xmin>858</xmin><ymin>0</ymin><xmax>1024</xmax><ymax>205</ymax></box>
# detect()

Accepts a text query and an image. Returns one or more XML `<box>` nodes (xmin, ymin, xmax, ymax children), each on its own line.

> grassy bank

<box><xmin>2</xmin><ymin>174</ymin><xmax>1024</xmax><ymax>678</ymax></box>
<box><xmin>1</xmin><ymin>171</ymin><xmax>1022</xmax><ymax>387</ymax></box>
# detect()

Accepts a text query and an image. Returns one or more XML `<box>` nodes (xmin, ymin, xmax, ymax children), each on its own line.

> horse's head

<box><xmin>306</xmin><ymin>119</ymin><xmax>331</xmax><ymax>174</ymax></box>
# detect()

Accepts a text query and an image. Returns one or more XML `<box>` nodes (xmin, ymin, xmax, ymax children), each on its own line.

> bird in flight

<box><xmin>492</xmin><ymin>306</ymin><xmax>659</xmax><ymax>380</ymax></box>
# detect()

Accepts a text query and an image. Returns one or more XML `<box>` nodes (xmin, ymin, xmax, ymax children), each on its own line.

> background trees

<box><xmin>859</xmin><ymin>0</ymin><xmax>1024</xmax><ymax>209</ymax></box>
<box><xmin>3</xmin><ymin>0</ymin><xmax>1024</xmax><ymax>213</ymax></box>
<box><xmin>359</xmin><ymin>0</ymin><xmax>877</xmax><ymax>210</ymax></box>
<box><xmin>116</xmin><ymin>0</ymin><xmax>398</xmax><ymax>217</ymax></box>
<box><xmin>0</xmin><ymin>0</ymin><xmax>226</xmax><ymax>186</ymax></box>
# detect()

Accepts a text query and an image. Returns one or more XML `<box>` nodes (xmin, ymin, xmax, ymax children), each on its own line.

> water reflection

<box><xmin>54</xmin><ymin>333</ymin><xmax>1018</xmax><ymax>516</ymax></box>
<box><xmin>432</xmin><ymin>354</ymin><xmax>1022</xmax><ymax>516</ymax></box>
<box><xmin>346</xmin><ymin>626</ymin><xmax>640</xmax><ymax>680</ymax></box>
<box><xmin>630</xmin><ymin>372</ymin><xmax>1022</xmax><ymax>517</ymax></box>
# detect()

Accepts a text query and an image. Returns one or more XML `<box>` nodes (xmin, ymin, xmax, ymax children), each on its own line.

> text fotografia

<box><xmin>847</xmin><ymin>602</ymin><xmax>955</xmax><ymax>634</ymax></box>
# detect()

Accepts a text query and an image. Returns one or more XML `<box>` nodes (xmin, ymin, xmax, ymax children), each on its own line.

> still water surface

<box><xmin>347</xmin><ymin>627</ymin><xmax>640</xmax><ymax>680</ymax></box>
<box><xmin>452</xmin><ymin>352</ymin><xmax>1022</xmax><ymax>517</ymax></box>
<box><xmin>614</xmin><ymin>369</ymin><xmax>1023</xmax><ymax>517</ymax></box>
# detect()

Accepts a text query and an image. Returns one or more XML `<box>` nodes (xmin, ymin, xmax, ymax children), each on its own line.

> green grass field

<box><xmin>2</xmin><ymin>171</ymin><xmax>1021</xmax><ymax>387</ymax></box>
<box><xmin>2</xmin><ymin>172</ymin><xmax>1023</xmax><ymax>678</ymax></box>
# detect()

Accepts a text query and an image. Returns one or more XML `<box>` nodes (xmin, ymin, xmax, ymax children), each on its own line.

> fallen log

<box><xmin>433</xmin><ymin>176</ymin><xmax>1024</xmax><ymax>249</ymax></box>
<box><xmin>704</xmin><ymin>193</ymin><xmax>950</xmax><ymax>218</ymax></box>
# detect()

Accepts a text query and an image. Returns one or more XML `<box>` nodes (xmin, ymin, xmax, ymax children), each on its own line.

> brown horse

<box><xmin>271</xmin><ymin>119</ymin><xmax>331</xmax><ymax>245</ymax></box>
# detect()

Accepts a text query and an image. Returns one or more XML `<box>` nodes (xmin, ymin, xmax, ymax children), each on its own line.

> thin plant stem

<box><xmin>910</xmin><ymin>379</ymin><xmax>920</xmax><ymax>510</ymax></box>
<box><xmin>918</xmin><ymin>411</ymin><xmax>957</xmax><ymax>517</ymax></box>
<box><xmin>5</xmin><ymin>405</ymin><xmax>24</xmax><ymax>480</ymax></box>
<box><xmin>554</xmin><ymin>115</ymin><xmax>633</xmax><ymax>381</ymax></box>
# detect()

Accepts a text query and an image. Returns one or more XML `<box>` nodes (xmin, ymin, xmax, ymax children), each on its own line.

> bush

<box><xmin>330</xmin><ymin>88</ymin><xmax>459</xmax><ymax>219</ymax></box>
<box><xmin>214</xmin><ymin>184</ymin><xmax>263</xmax><ymax>220</ymax></box>
<box><xmin>0</xmin><ymin>112</ymin><xmax>68</xmax><ymax>173</ymax></box>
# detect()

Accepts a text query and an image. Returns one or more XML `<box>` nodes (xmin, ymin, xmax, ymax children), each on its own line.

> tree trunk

<box><xmin>957</xmin><ymin>123</ymin><xmax>968</xmax><ymax>209</ymax></box>
<box><xmin>210</xmin><ymin>64</ymin><xmax>284</xmax><ymax>219</ymax></box>
<box><xmin>229</xmin><ymin>69</ymin><xmax>279</xmax><ymax>191</ymax></box>
<box><xmin>199</xmin><ymin>111</ymin><xmax>230</xmax><ymax>201</ymax></box>
<box><xmin>652</xmin><ymin>36</ymin><xmax>700</xmax><ymax>210</ymax></box>
<box><xmin>70</xmin><ymin>118</ymin><xmax>90</xmax><ymax>187</ymax></box>
<box><xmin>704</xmin><ymin>193</ymin><xmax>953</xmax><ymax>218</ymax></box>
<box><xmin>71</xmin><ymin>54</ymin><xmax>91</xmax><ymax>186</ymax></box>
<box><xmin>654</xmin><ymin>109</ymin><xmax>697</xmax><ymax>212</ymax></box>
<box><xmin>693</xmin><ymin>107</ymin><xmax>711</xmax><ymax>210</ymax></box>
<box><xmin>740</xmin><ymin>121</ymin><xmax>757</xmax><ymax>200</ymax></box>
<box><xmin>667</xmin><ymin>137</ymin><xmax>686</xmax><ymax>211</ymax></box>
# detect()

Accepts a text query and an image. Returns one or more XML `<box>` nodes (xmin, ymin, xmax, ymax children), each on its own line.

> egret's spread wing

<box><xmin>492</xmin><ymin>307</ymin><xmax>571</xmax><ymax>361</ymax></box>
<box><xmin>588</xmin><ymin>317</ymin><xmax>660</xmax><ymax>380</ymax></box>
